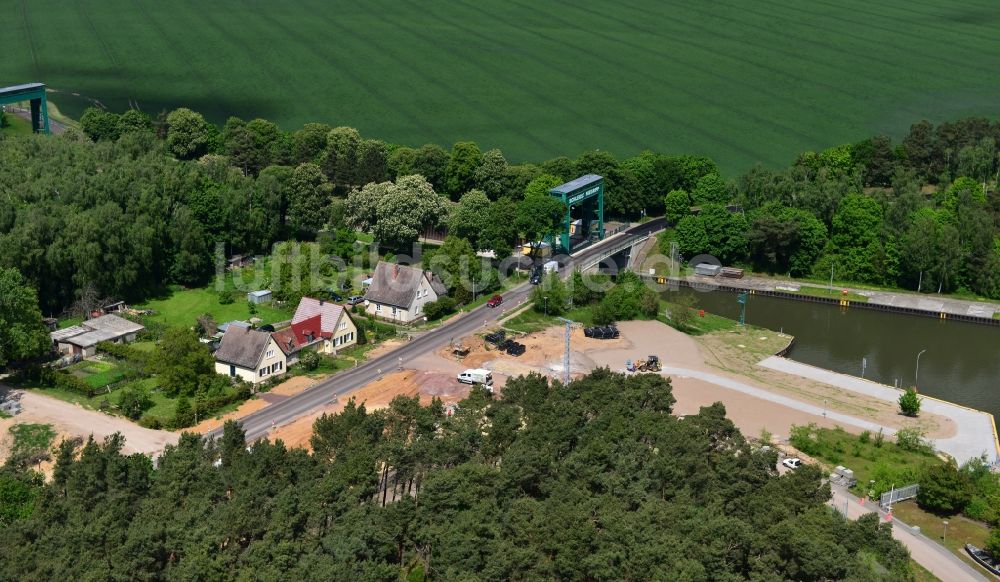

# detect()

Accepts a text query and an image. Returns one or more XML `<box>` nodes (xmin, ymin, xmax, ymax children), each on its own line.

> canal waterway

<box><xmin>667</xmin><ymin>288</ymin><xmax>1000</xmax><ymax>419</ymax></box>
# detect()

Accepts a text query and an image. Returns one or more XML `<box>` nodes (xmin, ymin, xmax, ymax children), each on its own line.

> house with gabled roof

<box><xmin>285</xmin><ymin>296</ymin><xmax>359</xmax><ymax>355</ymax></box>
<box><xmin>364</xmin><ymin>262</ymin><xmax>447</xmax><ymax>324</ymax></box>
<box><xmin>50</xmin><ymin>314</ymin><xmax>145</xmax><ymax>357</ymax></box>
<box><xmin>213</xmin><ymin>326</ymin><xmax>286</xmax><ymax>385</ymax></box>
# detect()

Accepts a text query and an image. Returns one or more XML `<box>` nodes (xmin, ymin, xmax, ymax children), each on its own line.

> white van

<box><xmin>543</xmin><ymin>260</ymin><xmax>559</xmax><ymax>274</ymax></box>
<box><xmin>457</xmin><ymin>368</ymin><xmax>493</xmax><ymax>387</ymax></box>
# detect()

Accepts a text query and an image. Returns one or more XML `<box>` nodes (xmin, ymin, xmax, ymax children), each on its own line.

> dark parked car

<box><xmin>328</xmin><ymin>290</ymin><xmax>344</xmax><ymax>302</ymax></box>
<box><xmin>529</xmin><ymin>265</ymin><xmax>543</xmax><ymax>285</ymax></box>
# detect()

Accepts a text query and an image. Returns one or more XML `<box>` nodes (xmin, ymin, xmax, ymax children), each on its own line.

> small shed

<box><xmin>694</xmin><ymin>263</ymin><xmax>721</xmax><ymax>277</ymax></box>
<box><xmin>218</xmin><ymin>321</ymin><xmax>250</xmax><ymax>334</ymax></box>
<box><xmin>247</xmin><ymin>290</ymin><xmax>272</xmax><ymax>304</ymax></box>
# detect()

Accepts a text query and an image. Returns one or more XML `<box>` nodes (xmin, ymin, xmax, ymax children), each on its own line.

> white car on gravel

<box><xmin>781</xmin><ymin>457</ymin><xmax>803</xmax><ymax>470</ymax></box>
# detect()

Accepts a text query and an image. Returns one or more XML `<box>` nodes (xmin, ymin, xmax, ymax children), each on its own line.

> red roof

<box><xmin>271</xmin><ymin>314</ymin><xmax>325</xmax><ymax>355</ymax></box>
<box><xmin>291</xmin><ymin>297</ymin><xmax>345</xmax><ymax>339</ymax></box>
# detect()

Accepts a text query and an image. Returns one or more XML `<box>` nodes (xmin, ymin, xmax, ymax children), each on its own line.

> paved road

<box><xmin>759</xmin><ymin>357</ymin><xmax>1000</xmax><ymax>465</ymax></box>
<box><xmin>828</xmin><ymin>485</ymin><xmax>987</xmax><ymax>581</ymax></box>
<box><xmin>661</xmin><ymin>365</ymin><xmax>898</xmax><ymax>436</ymax></box>
<box><xmin>690</xmin><ymin>272</ymin><xmax>1000</xmax><ymax>320</ymax></box>
<box><xmin>210</xmin><ymin>219</ymin><xmax>665</xmax><ymax>442</ymax></box>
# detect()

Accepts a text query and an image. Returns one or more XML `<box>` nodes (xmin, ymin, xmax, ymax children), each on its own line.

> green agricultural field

<box><xmin>4</xmin><ymin>1</ymin><xmax>1000</xmax><ymax>171</ymax></box>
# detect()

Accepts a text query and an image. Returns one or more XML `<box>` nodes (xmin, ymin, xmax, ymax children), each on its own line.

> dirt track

<box><xmin>0</xmin><ymin>391</ymin><xmax>178</xmax><ymax>465</ymax></box>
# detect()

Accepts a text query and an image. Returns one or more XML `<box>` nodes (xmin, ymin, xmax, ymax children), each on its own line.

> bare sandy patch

<box><xmin>268</xmin><ymin>369</ymin><xmax>472</xmax><ymax>451</ymax></box>
<box><xmin>0</xmin><ymin>390</ymin><xmax>178</xmax><ymax>466</ymax></box>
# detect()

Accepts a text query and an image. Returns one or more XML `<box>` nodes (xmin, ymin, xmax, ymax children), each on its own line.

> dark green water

<box><xmin>667</xmin><ymin>289</ymin><xmax>1000</xmax><ymax>419</ymax></box>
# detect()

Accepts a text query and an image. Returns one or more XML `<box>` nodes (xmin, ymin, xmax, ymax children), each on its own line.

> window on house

<box><xmin>391</xmin><ymin>306</ymin><xmax>397</xmax><ymax>316</ymax></box>
<box><xmin>339</xmin><ymin>321</ymin><xmax>347</xmax><ymax>330</ymax></box>
<box><xmin>376</xmin><ymin>304</ymin><xmax>381</xmax><ymax>312</ymax></box>
<box><xmin>266</xmin><ymin>349</ymin><xmax>273</xmax><ymax>358</ymax></box>
<box><xmin>259</xmin><ymin>368</ymin><xmax>266</xmax><ymax>377</ymax></box>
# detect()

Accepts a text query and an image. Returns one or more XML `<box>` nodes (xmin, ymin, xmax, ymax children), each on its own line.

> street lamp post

<box><xmin>942</xmin><ymin>520</ymin><xmax>949</xmax><ymax>543</ymax></box>
<box><xmin>915</xmin><ymin>349</ymin><xmax>927</xmax><ymax>390</ymax></box>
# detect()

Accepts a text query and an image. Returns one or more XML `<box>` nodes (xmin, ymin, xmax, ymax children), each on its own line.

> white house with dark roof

<box><xmin>213</xmin><ymin>326</ymin><xmax>286</xmax><ymax>385</ymax></box>
<box><xmin>50</xmin><ymin>314</ymin><xmax>145</xmax><ymax>357</ymax></box>
<box><xmin>364</xmin><ymin>262</ymin><xmax>447</xmax><ymax>323</ymax></box>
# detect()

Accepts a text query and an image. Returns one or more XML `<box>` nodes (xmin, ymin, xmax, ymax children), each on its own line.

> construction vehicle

<box><xmin>631</xmin><ymin>355</ymin><xmax>661</xmax><ymax>372</ymax></box>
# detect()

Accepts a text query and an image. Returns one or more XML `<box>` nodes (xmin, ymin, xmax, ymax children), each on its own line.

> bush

<box><xmin>789</xmin><ymin>424</ymin><xmax>820</xmax><ymax>456</ymax></box>
<box><xmin>138</xmin><ymin>416</ymin><xmax>164</xmax><ymax>430</ymax></box>
<box><xmin>299</xmin><ymin>350</ymin><xmax>321</xmax><ymax>371</ymax></box>
<box><xmin>117</xmin><ymin>384</ymin><xmax>154</xmax><ymax>420</ymax></box>
<box><xmin>172</xmin><ymin>396</ymin><xmax>195</xmax><ymax>428</ymax></box>
<box><xmin>52</xmin><ymin>370</ymin><xmax>96</xmax><ymax>397</ymax></box>
<box><xmin>424</xmin><ymin>297</ymin><xmax>457</xmax><ymax>321</ymax></box>
<box><xmin>987</xmin><ymin>528</ymin><xmax>1000</xmax><ymax>559</ymax></box>
<box><xmin>895</xmin><ymin>427</ymin><xmax>932</xmax><ymax>454</ymax></box>
<box><xmin>898</xmin><ymin>388</ymin><xmax>921</xmax><ymax>417</ymax></box>
<box><xmin>918</xmin><ymin>462</ymin><xmax>973</xmax><ymax>515</ymax></box>
<box><xmin>531</xmin><ymin>273</ymin><xmax>568</xmax><ymax>316</ymax></box>
<box><xmin>218</xmin><ymin>290</ymin><xmax>235</xmax><ymax>305</ymax></box>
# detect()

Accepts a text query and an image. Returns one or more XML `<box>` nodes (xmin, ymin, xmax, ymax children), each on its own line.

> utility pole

<box><xmin>556</xmin><ymin>317</ymin><xmax>573</xmax><ymax>385</ymax></box>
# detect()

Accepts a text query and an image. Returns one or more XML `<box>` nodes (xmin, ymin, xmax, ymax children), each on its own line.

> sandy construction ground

<box><xmin>268</xmin><ymin>368</ymin><xmax>472</xmax><ymax>450</ymax></box>
<box><xmin>259</xmin><ymin>318</ymin><xmax>955</xmax><ymax>451</ymax></box>
<box><xmin>587</xmin><ymin>320</ymin><xmax>954</xmax><ymax>439</ymax></box>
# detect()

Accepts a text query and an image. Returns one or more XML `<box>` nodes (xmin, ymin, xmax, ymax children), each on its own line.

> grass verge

<box><xmin>891</xmin><ymin>502</ymin><xmax>993</xmax><ymax>578</ymax></box>
<box><xmin>503</xmin><ymin>305</ymin><xmax>596</xmax><ymax>334</ymax></box>
<box><xmin>794</xmin><ymin>285</ymin><xmax>870</xmax><ymax>303</ymax></box>
<box><xmin>790</xmin><ymin>425</ymin><xmax>939</xmax><ymax>497</ymax></box>
<box><xmin>8</xmin><ymin>423</ymin><xmax>56</xmax><ymax>461</ymax></box>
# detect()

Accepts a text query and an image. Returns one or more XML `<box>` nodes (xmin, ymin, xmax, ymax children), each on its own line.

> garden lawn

<box><xmin>135</xmin><ymin>286</ymin><xmax>292</xmax><ymax>328</ymax></box>
<box><xmin>66</xmin><ymin>360</ymin><xmax>128</xmax><ymax>389</ymax></box>
<box><xmin>7</xmin><ymin>0</ymin><xmax>1000</xmax><ymax>173</ymax></box>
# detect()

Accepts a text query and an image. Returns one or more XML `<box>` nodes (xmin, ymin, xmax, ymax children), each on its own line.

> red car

<box><xmin>486</xmin><ymin>294</ymin><xmax>503</xmax><ymax>308</ymax></box>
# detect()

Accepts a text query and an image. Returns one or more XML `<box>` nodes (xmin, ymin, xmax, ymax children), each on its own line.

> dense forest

<box><xmin>0</xmin><ymin>370</ymin><xmax>914</xmax><ymax>580</ymax></box>
<box><xmin>1</xmin><ymin>108</ymin><xmax>999</xmax><ymax>317</ymax></box>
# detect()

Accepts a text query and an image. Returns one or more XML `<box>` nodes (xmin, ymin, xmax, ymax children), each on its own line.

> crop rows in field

<box><xmin>3</xmin><ymin>0</ymin><xmax>1000</xmax><ymax>171</ymax></box>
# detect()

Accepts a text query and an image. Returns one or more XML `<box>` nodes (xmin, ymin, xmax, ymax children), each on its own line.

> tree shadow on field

<box><xmin>38</xmin><ymin>64</ymin><xmax>284</xmax><ymax>124</ymax></box>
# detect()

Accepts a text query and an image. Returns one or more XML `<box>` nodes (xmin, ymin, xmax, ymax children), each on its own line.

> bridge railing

<box><xmin>576</xmin><ymin>233</ymin><xmax>651</xmax><ymax>271</ymax></box>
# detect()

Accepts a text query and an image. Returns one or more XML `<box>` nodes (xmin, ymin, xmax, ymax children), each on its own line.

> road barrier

<box><xmin>880</xmin><ymin>484</ymin><xmax>919</xmax><ymax>508</ymax></box>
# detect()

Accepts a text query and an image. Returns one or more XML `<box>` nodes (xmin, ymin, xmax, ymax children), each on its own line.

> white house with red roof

<box><xmin>271</xmin><ymin>297</ymin><xmax>359</xmax><ymax>362</ymax></box>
